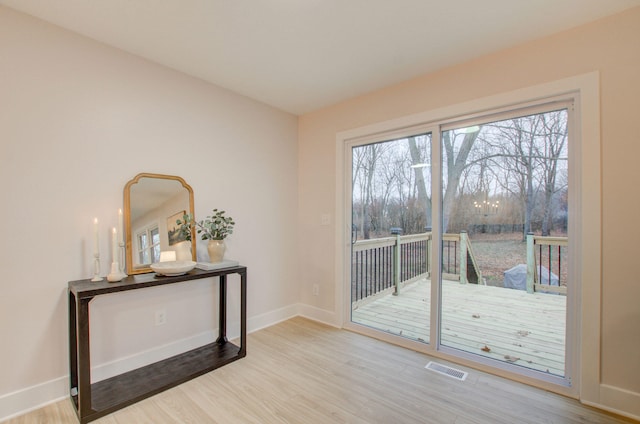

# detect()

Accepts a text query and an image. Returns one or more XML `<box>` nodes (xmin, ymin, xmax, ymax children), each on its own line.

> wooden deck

<box><xmin>352</xmin><ymin>278</ymin><xmax>566</xmax><ymax>376</ymax></box>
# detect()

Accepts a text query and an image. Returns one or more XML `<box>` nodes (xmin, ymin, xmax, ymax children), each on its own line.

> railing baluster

<box><xmin>539</xmin><ymin>243</ymin><xmax>543</xmax><ymax>289</ymax></box>
<box><xmin>358</xmin><ymin>250</ymin><xmax>363</xmax><ymax>301</ymax></box>
<box><xmin>358</xmin><ymin>249</ymin><xmax>361</xmax><ymax>301</ymax></box>
<box><xmin>412</xmin><ymin>241</ymin><xmax>416</xmax><ymax>278</ymax></box>
<box><xmin>449</xmin><ymin>240</ymin><xmax>452</xmax><ymax>273</ymax></box>
<box><xmin>373</xmin><ymin>247</ymin><xmax>377</xmax><ymax>296</ymax></box>
<box><xmin>403</xmin><ymin>243</ymin><xmax>407</xmax><ymax>281</ymax></box>
<box><xmin>355</xmin><ymin>250</ymin><xmax>360</xmax><ymax>301</ymax></box>
<box><xmin>359</xmin><ymin>250</ymin><xmax>364</xmax><ymax>300</ymax></box>
<box><xmin>414</xmin><ymin>241</ymin><xmax>417</xmax><ymax>277</ymax></box>
<box><xmin>388</xmin><ymin>245</ymin><xmax>392</xmax><ymax>289</ymax></box>
<box><xmin>558</xmin><ymin>244</ymin><xmax>562</xmax><ymax>288</ymax></box>
<box><xmin>369</xmin><ymin>248</ymin><xmax>372</xmax><ymax>297</ymax></box>
<box><xmin>379</xmin><ymin>247</ymin><xmax>383</xmax><ymax>294</ymax></box>
<box><xmin>454</xmin><ymin>240</ymin><xmax>458</xmax><ymax>275</ymax></box>
<box><xmin>376</xmin><ymin>247</ymin><xmax>379</xmax><ymax>293</ymax></box>
<box><xmin>384</xmin><ymin>246</ymin><xmax>388</xmax><ymax>290</ymax></box>
<box><xmin>548</xmin><ymin>244</ymin><xmax>552</xmax><ymax>288</ymax></box>
<box><xmin>446</xmin><ymin>241</ymin><xmax>450</xmax><ymax>273</ymax></box>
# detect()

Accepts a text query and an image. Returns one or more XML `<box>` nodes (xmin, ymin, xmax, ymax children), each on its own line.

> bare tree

<box><xmin>442</xmin><ymin>130</ymin><xmax>480</xmax><ymax>232</ymax></box>
<box><xmin>408</xmin><ymin>135</ymin><xmax>432</xmax><ymax>228</ymax></box>
<box><xmin>485</xmin><ymin>117</ymin><xmax>543</xmax><ymax>235</ymax></box>
<box><xmin>352</xmin><ymin>144</ymin><xmax>381</xmax><ymax>239</ymax></box>
<box><xmin>351</xmin><ymin>109</ymin><xmax>567</xmax><ymax>240</ymax></box>
<box><xmin>538</xmin><ymin>110</ymin><xmax>568</xmax><ymax>235</ymax></box>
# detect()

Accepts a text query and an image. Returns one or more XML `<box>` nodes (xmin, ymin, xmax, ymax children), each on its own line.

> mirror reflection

<box><xmin>124</xmin><ymin>173</ymin><xmax>195</xmax><ymax>274</ymax></box>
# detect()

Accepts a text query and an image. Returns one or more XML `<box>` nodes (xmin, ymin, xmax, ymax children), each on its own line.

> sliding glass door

<box><xmin>346</xmin><ymin>101</ymin><xmax>573</xmax><ymax>384</ymax></box>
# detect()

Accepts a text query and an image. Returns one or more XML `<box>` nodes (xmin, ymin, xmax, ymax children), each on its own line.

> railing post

<box><xmin>526</xmin><ymin>232</ymin><xmax>535</xmax><ymax>294</ymax></box>
<box><xmin>425</xmin><ymin>227</ymin><xmax>431</xmax><ymax>278</ymax></box>
<box><xmin>459</xmin><ymin>231</ymin><xmax>468</xmax><ymax>284</ymax></box>
<box><xmin>391</xmin><ymin>228</ymin><xmax>402</xmax><ymax>295</ymax></box>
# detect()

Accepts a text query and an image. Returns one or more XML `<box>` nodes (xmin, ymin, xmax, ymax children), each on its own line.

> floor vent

<box><xmin>424</xmin><ymin>361</ymin><xmax>468</xmax><ymax>381</ymax></box>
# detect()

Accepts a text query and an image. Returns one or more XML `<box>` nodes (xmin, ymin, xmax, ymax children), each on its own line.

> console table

<box><xmin>68</xmin><ymin>266</ymin><xmax>247</xmax><ymax>424</ymax></box>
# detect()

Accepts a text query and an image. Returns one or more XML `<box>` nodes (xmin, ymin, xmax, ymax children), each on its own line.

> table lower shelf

<box><xmin>73</xmin><ymin>341</ymin><xmax>244</xmax><ymax>423</ymax></box>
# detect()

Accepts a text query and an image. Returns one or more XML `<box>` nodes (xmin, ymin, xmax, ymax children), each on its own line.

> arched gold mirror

<box><xmin>124</xmin><ymin>173</ymin><xmax>195</xmax><ymax>275</ymax></box>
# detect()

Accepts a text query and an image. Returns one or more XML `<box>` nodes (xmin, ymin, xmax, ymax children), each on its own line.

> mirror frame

<box><xmin>123</xmin><ymin>173</ymin><xmax>196</xmax><ymax>275</ymax></box>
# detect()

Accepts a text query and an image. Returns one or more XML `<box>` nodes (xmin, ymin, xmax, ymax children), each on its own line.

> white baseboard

<box><xmin>247</xmin><ymin>304</ymin><xmax>299</xmax><ymax>334</ymax></box>
<box><xmin>581</xmin><ymin>384</ymin><xmax>640</xmax><ymax>422</ymax></box>
<box><xmin>0</xmin><ymin>377</ymin><xmax>67</xmax><ymax>423</ymax></box>
<box><xmin>296</xmin><ymin>303</ymin><xmax>340</xmax><ymax>327</ymax></box>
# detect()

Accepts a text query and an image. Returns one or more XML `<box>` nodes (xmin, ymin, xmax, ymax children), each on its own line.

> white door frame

<box><xmin>335</xmin><ymin>72</ymin><xmax>601</xmax><ymax>400</ymax></box>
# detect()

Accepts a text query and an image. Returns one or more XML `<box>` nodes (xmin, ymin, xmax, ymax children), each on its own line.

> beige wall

<box><xmin>298</xmin><ymin>6</ymin><xmax>640</xmax><ymax>414</ymax></box>
<box><xmin>0</xmin><ymin>5</ymin><xmax>298</xmax><ymax>416</ymax></box>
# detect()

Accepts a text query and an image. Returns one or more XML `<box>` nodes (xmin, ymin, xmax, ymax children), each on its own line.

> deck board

<box><xmin>352</xmin><ymin>279</ymin><xmax>566</xmax><ymax>376</ymax></box>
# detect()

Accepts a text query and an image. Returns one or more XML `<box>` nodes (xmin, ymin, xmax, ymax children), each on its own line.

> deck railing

<box><xmin>351</xmin><ymin>237</ymin><xmax>396</xmax><ymax>302</ymax></box>
<box><xmin>351</xmin><ymin>233</ymin><xmax>431</xmax><ymax>302</ymax></box>
<box><xmin>441</xmin><ymin>233</ymin><xmax>459</xmax><ymax>279</ymax></box>
<box><xmin>526</xmin><ymin>233</ymin><xmax>568</xmax><ymax>295</ymax></box>
<box><xmin>352</xmin><ymin>232</ymin><xmax>482</xmax><ymax>304</ymax></box>
<box><xmin>352</xmin><ymin>231</ymin><xmax>568</xmax><ymax>305</ymax></box>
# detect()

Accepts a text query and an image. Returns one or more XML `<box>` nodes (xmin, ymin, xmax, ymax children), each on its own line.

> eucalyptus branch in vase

<box><xmin>177</xmin><ymin>209</ymin><xmax>235</xmax><ymax>263</ymax></box>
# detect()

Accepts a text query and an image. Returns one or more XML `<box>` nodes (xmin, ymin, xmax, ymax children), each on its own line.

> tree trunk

<box><xmin>442</xmin><ymin>131</ymin><xmax>478</xmax><ymax>233</ymax></box>
<box><xmin>408</xmin><ymin>136</ymin><xmax>431</xmax><ymax>228</ymax></box>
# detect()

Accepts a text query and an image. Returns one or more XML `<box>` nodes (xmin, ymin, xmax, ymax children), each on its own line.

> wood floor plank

<box><xmin>5</xmin><ymin>317</ymin><xmax>636</xmax><ymax>424</ymax></box>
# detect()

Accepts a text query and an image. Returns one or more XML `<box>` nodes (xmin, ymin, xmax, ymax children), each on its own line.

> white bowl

<box><xmin>151</xmin><ymin>260</ymin><xmax>196</xmax><ymax>276</ymax></box>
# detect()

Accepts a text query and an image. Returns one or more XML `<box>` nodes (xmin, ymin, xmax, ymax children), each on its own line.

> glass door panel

<box><xmin>439</xmin><ymin>110</ymin><xmax>569</xmax><ymax>377</ymax></box>
<box><xmin>351</xmin><ymin>133</ymin><xmax>432</xmax><ymax>344</ymax></box>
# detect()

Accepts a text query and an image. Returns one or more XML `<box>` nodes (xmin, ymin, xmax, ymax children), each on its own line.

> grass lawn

<box><xmin>469</xmin><ymin>232</ymin><xmax>568</xmax><ymax>287</ymax></box>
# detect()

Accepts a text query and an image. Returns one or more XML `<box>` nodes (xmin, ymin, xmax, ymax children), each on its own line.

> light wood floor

<box><xmin>6</xmin><ymin>317</ymin><xmax>636</xmax><ymax>424</ymax></box>
<box><xmin>353</xmin><ymin>279</ymin><xmax>566</xmax><ymax>375</ymax></box>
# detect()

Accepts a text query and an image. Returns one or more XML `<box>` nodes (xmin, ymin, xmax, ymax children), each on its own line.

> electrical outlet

<box><xmin>312</xmin><ymin>284</ymin><xmax>319</xmax><ymax>296</ymax></box>
<box><xmin>155</xmin><ymin>309</ymin><xmax>167</xmax><ymax>326</ymax></box>
<box><xmin>321</xmin><ymin>214</ymin><xmax>331</xmax><ymax>226</ymax></box>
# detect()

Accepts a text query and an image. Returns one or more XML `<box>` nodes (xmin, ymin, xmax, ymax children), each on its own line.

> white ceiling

<box><xmin>2</xmin><ymin>0</ymin><xmax>640</xmax><ymax>115</ymax></box>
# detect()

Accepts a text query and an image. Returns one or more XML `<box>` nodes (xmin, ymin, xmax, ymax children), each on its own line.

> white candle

<box><xmin>159</xmin><ymin>251</ymin><xmax>176</xmax><ymax>262</ymax></box>
<box><xmin>118</xmin><ymin>209</ymin><xmax>124</xmax><ymax>245</ymax></box>
<box><xmin>93</xmin><ymin>218</ymin><xmax>99</xmax><ymax>256</ymax></box>
<box><xmin>112</xmin><ymin>227</ymin><xmax>118</xmax><ymax>263</ymax></box>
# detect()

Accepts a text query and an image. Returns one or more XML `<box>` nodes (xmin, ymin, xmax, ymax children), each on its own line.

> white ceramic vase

<box><xmin>207</xmin><ymin>239</ymin><xmax>226</xmax><ymax>263</ymax></box>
